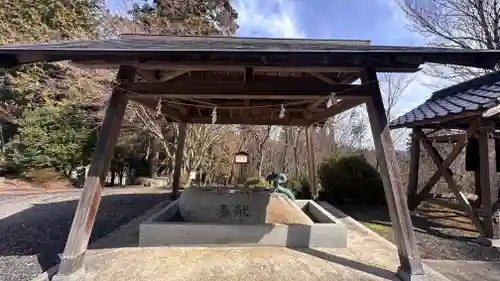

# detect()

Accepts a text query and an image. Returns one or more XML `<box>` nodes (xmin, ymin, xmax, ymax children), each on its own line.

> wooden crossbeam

<box><xmin>130</xmin><ymin>98</ymin><xmax>187</xmax><ymax>122</ymax></box>
<box><xmin>427</xmin><ymin>134</ymin><xmax>465</xmax><ymax>143</ymax></box>
<box><xmin>118</xmin><ymin>80</ymin><xmax>370</xmax><ymax>98</ymax></box>
<box><xmin>409</xmin><ymin>120</ymin><xmax>481</xmax><ymax>210</ymax></box>
<box><xmin>72</xmin><ymin>60</ymin><xmax>421</xmax><ymax>73</ymax></box>
<box><xmin>418</xmin><ymin>128</ymin><xmax>485</xmax><ymax>236</ymax></box>
<box><xmin>309</xmin><ymin>72</ymin><xmax>337</xmax><ymax>84</ymax></box>
<box><xmin>189</xmin><ymin>115</ymin><xmax>308</xmax><ymax>126</ymax></box>
<box><xmin>159</xmin><ymin>70</ymin><xmax>189</xmax><ymax>82</ymax></box>
<box><xmin>131</xmin><ymin>93</ymin><xmax>334</xmax><ymax>100</ymax></box>
<box><xmin>307</xmin><ymin>99</ymin><xmax>365</xmax><ymax>124</ymax></box>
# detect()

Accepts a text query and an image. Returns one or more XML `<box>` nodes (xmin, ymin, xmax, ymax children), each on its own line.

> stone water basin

<box><xmin>139</xmin><ymin>188</ymin><xmax>347</xmax><ymax>248</ymax></box>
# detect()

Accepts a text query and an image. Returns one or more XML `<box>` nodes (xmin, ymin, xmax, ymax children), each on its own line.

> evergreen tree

<box><xmin>0</xmin><ymin>0</ymin><xmax>108</xmax><ymax>176</ymax></box>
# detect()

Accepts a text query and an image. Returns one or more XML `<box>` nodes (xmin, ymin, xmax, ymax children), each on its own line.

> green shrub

<box><xmin>318</xmin><ymin>154</ymin><xmax>385</xmax><ymax>205</ymax></box>
<box><xmin>244</xmin><ymin>176</ymin><xmax>269</xmax><ymax>189</ymax></box>
<box><xmin>287</xmin><ymin>176</ymin><xmax>312</xmax><ymax>199</ymax></box>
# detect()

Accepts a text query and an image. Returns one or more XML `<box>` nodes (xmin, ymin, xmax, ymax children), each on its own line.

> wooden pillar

<box><xmin>478</xmin><ymin>124</ymin><xmax>500</xmax><ymax>239</ymax></box>
<box><xmin>362</xmin><ymin>68</ymin><xmax>425</xmax><ymax>280</ymax></box>
<box><xmin>53</xmin><ymin>66</ymin><xmax>135</xmax><ymax>281</ymax></box>
<box><xmin>473</xmin><ymin>171</ymin><xmax>482</xmax><ymax>208</ymax></box>
<box><xmin>305</xmin><ymin>125</ymin><xmax>318</xmax><ymax>199</ymax></box>
<box><xmin>407</xmin><ymin>129</ymin><xmax>420</xmax><ymax>200</ymax></box>
<box><xmin>171</xmin><ymin>122</ymin><xmax>187</xmax><ymax>200</ymax></box>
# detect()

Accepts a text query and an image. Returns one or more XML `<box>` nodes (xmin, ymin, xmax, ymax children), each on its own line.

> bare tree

<box><xmin>379</xmin><ymin>72</ymin><xmax>416</xmax><ymax>146</ymax></box>
<box><xmin>379</xmin><ymin>73</ymin><xmax>415</xmax><ymax>120</ymax></box>
<box><xmin>398</xmin><ymin>0</ymin><xmax>500</xmax><ymax>81</ymax></box>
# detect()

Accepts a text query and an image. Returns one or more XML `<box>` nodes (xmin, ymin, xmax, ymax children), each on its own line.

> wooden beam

<box><xmin>130</xmin><ymin>93</ymin><xmax>342</xmax><ymax>100</ymax></box>
<box><xmin>159</xmin><ymin>70</ymin><xmax>189</xmax><ymax>82</ymax></box>
<box><xmin>129</xmin><ymin>98</ymin><xmax>187</xmax><ymax>123</ymax></box>
<box><xmin>72</xmin><ymin>60</ymin><xmax>420</xmax><ymax>73</ymax></box>
<box><xmin>244</xmin><ymin>67</ymin><xmax>254</xmax><ymax>83</ymax></box>
<box><xmin>307</xmin><ymin>99</ymin><xmax>365</xmax><ymax>124</ymax></box>
<box><xmin>171</xmin><ymin>122</ymin><xmax>187</xmax><ymax>200</ymax></box>
<box><xmin>189</xmin><ymin>116</ymin><xmax>308</xmax><ymax>126</ymax></box>
<box><xmin>410</xmin><ymin>120</ymin><xmax>480</xmax><ymax>210</ymax></box>
<box><xmin>185</xmin><ymin>99</ymin><xmax>313</xmax><ymax>108</ymax></box>
<box><xmin>120</xmin><ymin>74</ymin><xmax>353</xmax><ymax>85</ymax></box>
<box><xmin>407</xmin><ymin>129</ymin><xmax>420</xmax><ymax>199</ymax></box>
<box><xmin>136</xmin><ymin>69</ymin><xmax>157</xmax><ymax>81</ymax></box>
<box><xmin>309</xmin><ymin>72</ymin><xmax>337</xmax><ymax>84</ymax></box>
<box><xmin>53</xmin><ymin>66</ymin><xmax>135</xmax><ymax>281</ymax></box>
<box><xmin>478</xmin><ymin>124</ymin><xmax>500</xmax><ymax>239</ymax></box>
<box><xmin>427</xmin><ymin>134</ymin><xmax>465</xmax><ymax>143</ymax></box>
<box><xmin>304</xmin><ymin>100</ymin><xmax>327</xmax><ymax>117</ymax></box>
<box><xmin>118</xmin><ymin>80</ymin><xmax>370</xmax><ymax>97</ymax></box>
<box><xmin>362</xmin><ymin>68</ymin><xmax>425</xmax><ymax>279</ymax></box>
<box><xmin>418</xmin><ymin>128</ymin><xmax>485</xmax><ymax>236</ymax></box>
<box><xmin>305</xmin><ymin>125</ymin><xmax>318</xmax><ymax>199</ymax></box>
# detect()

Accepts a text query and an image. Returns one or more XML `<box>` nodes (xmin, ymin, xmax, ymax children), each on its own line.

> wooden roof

<box><xmin>2</xmin><ymin>34</ymin><xmax>500</xmax><ymax>69</ymax></box>
<box><xmin>390</xmin><ymin>71</ymin><xmax>500</xmax><ymax>129</ymax></box>
<box><xmin>3</xmin><ymin>34</ymin><xmax>500</xmax><ymax>126</ymax></box>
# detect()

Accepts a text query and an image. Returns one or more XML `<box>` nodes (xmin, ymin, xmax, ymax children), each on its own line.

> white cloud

<box><xmin>233</xmin><ymin>0</ymin><xmax>305</xmax><ymax>38</ymax></box>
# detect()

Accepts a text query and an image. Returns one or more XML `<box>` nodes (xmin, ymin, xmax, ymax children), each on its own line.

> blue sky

<box><xmin>106</xmin><ymin>0</ymin><xmax>441</xmax><ymax>146</ymax></box>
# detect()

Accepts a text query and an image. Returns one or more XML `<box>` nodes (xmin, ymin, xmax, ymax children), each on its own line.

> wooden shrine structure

<box><xmin>1</xmin><ymin>35</ymin><xmax>500</xmax><ymax>281</ymax></box>
<box><xmin>391</xmin><ymin>71</ymin><xmax>500</xmax><ymax>245</ymax></box>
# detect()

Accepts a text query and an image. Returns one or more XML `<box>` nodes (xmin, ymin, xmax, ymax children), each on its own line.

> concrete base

<box><xmin>139</xmin><ymin>199</ymin><xmax>347</xmax><ymax>248</ymax></box>
<box><xmin>477</xmin><ymin>237</ymin><xmax>500</xmax><ymax>248</ymax></box>
<box><xmin>51</xmin><ymin>268</ymin><xmax>85</xmax><ymax>281</ymax></box>
<box><xmin>397</xmin><ymin>267</ymin><xmax>428</xmax><ymax>281</ymax></box>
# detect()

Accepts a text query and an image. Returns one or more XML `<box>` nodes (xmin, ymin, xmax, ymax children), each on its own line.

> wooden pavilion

<box><xmin>1</xmin><ymin>34</ymin><xmax>500</xmax><ymax>281</ymax></box>
<box><xmin>391</xmin><ymin>70</ymin><xmax>500</xmax><ymax>246</ymax></box>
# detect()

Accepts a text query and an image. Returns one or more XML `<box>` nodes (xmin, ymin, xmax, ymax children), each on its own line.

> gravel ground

<box><xmin>0</xmin><ymin>188</ymin><xmax>169</xmax><ymax>281</ymax></box>
<box><xmin>338</xmin><ymin>198</ymin><xmax>500</xmax><ymax>261</ymax></box>
<box><xmin>424</xmin><ymin>260</ymin><xmax>500</xmax><ymax>281</ymax></box>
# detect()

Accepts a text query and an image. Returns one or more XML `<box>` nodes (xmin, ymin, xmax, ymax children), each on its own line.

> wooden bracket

<box><xmin>409</xmin><ymin>119</ymin><xmax>481</xmax><ymax>210</ymax></box>
<box><xmin>418</xmin><ymin>127</ymin><xmax>485</xmax><ymax>236</ymax></box>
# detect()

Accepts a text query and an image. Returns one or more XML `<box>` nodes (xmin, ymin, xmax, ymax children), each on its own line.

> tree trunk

<box><xmin>257</xmin><ymin>126</ymin><xmax>272</xmax><ymax>177</ymax></box>
<box><xmin>110</xmin><ymin>171</ymin><xmax>116</xmax><ymax>187</ymax></box>
<box><xmin>281</xmin><ymin>127</ymin><xmax>288</xmax><ymax>171</ymax></box>
<box><xmin>119</xmin><ymin>161</ymin><xmax>124</xmax><ymax>187</ymax></box>
<box><xmin>148</xmin><ymin>137</ymin><xmax>159</xmax><ymax>178</ymax></box>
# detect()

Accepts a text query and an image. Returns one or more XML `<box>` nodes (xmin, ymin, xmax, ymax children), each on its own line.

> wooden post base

<box><xmin>397</xmin><ymin>267</ymin><xmax>428</xmax><ymax>281</ymax></box>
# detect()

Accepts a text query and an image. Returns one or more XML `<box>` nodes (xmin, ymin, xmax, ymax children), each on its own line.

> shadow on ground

<box><xmin>336</xmin><ymin>198</ymin><xmax>500</xmax><ymax>261</ymax></box>
<box><xmin>0</xmin><ymin>192</ymin><xmax>169</xmax><ymax>273</ymax></box>
<box><xmin>294</xmin><ymin>248</ymin><xmax>397</xmax><ymax>280</ymax></box>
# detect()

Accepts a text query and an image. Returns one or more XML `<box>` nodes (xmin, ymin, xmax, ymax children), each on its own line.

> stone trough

<box><xmin>139</xmin><ymin>189</ymin><xmax>347</xmax><ymax>248</ymax></box>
